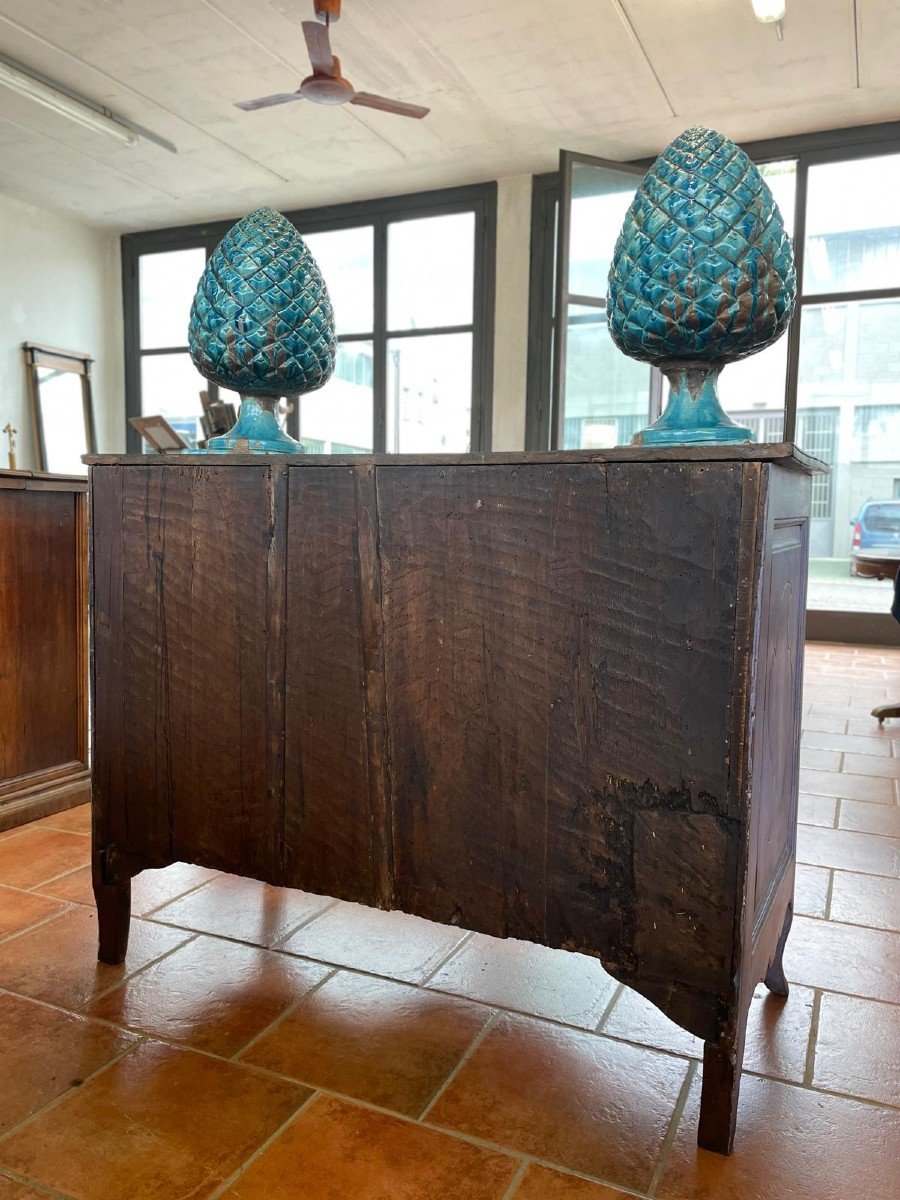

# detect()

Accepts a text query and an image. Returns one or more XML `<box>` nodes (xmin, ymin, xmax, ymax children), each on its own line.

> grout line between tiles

<box><xmin>0</xmin><ymin>1165</ymin><xmax>80</xmax><ymax>1199</ymax></box>
<box><xmin>416</xmin><ymin>928</ymin><xmax>476</xmax><ymax>986</ymax></box>
<box><xmin>0</xmin><ymin>902</ymin><xmax>78</xmax><ymax>946</ymax></box>
<box><xmin>647</xmin><ymin>1057</ymin><xmax>697</xmax><ymax>1197</ymax></box>
<box><xmin>824</xmin><ymin>869</ymin><xmax>836</xmax><ymax>920</ymax></box>
<box><xmin>204</xmin><ymin>1086</ymin><xmax>321</xmax><ymax>1200</ymax></box>
<box><xmin>803</xmin><ymin>990</ymin><xmax>823</xmax><ymax>1088</ymax></box>
<box><xmin>77</xmin><ymin>930</ymin><xmax>201</xmax><ymax>1010</ymax></box>
<box><xmin>417</xmin><ymin>1009</ymin><xmax>500</xmax><ymax>1121</ymax></box>
<box><xmin>0</xmin><ymin>1035</ymin><xmax>144</xmax><ymax>1145</ymax></box>
<box><xmin>266</xmin><ymin>897</ymin><xmax>342</xmax><ymax>949</ymax></box>
<box><xmin>135</xmin><ymin>873</ymin><xmax>226</xmax><ymax>917</ymax></box>
<box><xmin>230</xmin><ymin>966</ymin><xmax>339</xmax><ymax>1062</ymax></box>
<box><xmin>500</xmin><ymin>1161</ymin><xmax>530</xmax><ymax>1199</ymax></box>
<box><xmin>594</xmin><ymin>981</ymin><xmax>624</xmax><ymax>1033</ymax></box>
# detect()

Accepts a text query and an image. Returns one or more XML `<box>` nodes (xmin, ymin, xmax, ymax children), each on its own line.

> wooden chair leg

<box><xmin>764</xmin><ymin>904</ymin><xmax>792</xmax><ymax>997</ymax></box>
<box><xmin>92</xmin><ymin>852</ymin><xmax>131</xmax><ymax>965</ymax></box>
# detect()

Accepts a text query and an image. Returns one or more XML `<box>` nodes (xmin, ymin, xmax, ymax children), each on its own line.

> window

<box><xmin>134</xmin><ymin>247</ymin><xmax>208</xmax><ymax>447</ymax></box>
<box><xmin>123</xmin><ymin>185</ymin><xmax>496</xmax><ymax>454</ymax></box>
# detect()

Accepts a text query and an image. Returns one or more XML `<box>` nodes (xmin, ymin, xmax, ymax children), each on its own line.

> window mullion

<box><xmin>783</xmin><ymin>155</ymin><xmax>809</xmax><ymax>444</ymax></box>
<box><xmin>373</xmin><ymin>215</ymin><xmax>388</xmax><ymax>454</ymax></box>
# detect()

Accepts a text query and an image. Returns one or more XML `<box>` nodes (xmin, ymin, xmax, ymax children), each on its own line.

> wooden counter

<box><xmin>0</xmin><ymin>470</ymin><xmax>89</xmax><ymax>830</ymax></box>
<box><xmin>88</xmin><ymin>443</ymin><xmax>820</xmax><ymax>1154</ymax></box>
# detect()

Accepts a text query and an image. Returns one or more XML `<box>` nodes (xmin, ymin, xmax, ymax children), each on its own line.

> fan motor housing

<box><xmin>300</xmin><ymin>73</ymin><xmax>353</xmax><ymax>104</ymax></box>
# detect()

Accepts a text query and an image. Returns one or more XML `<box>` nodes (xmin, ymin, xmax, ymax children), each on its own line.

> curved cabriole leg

<box><xmin>92</xmin><ymin>850</ymin><xmax>131</xmax><ymax>965</ymax></box>
<box><xmin>764</xmin><ymin>904</ymin><xmax>793</xmax><ymax>997</ymax></box>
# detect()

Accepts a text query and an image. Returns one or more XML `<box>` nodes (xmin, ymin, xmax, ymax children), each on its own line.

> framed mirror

<box><xmin>23</xmin><ymin>343</ymin><xmax>96</xmax><ymax>476</ymax></box>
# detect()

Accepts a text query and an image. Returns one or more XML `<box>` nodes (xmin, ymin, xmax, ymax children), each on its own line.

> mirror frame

<box><xmin>23</xmin><ymin>342</ymin><xmax>96</xmax><ymax>474</ymax></box>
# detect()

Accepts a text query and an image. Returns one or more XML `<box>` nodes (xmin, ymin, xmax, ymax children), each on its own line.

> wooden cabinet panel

<box><xmin>88</xmin><ymin>443</ymin><xmax>819</xmax><ymax>1155</ymax></box>
<box><xmin>0</xmin><ymin>474</ymin><xmax>89</xmax><ymax>829</ymax></box>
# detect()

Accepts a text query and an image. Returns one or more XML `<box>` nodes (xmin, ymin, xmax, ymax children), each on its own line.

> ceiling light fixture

<box><xmin>0</xmin><ymin>54</ymin><xmax>143</xmax><ymax>147</ymax></box>
<box><xmin>751</xmin><ymin>0</ymin><xmax>785</xmax><ymax>40</ymax></box>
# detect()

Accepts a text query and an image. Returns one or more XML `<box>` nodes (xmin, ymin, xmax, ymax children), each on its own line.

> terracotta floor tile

<box><xmin>829</xmin><ymin>871</ymin><xmax>900</xmax><ymax>933</ymax></box>
<box><xmin>656</xmin><ymin>1072</ymin><xmax>900</xmax><ymax>1200</ymax></box>
<box><xmin>513</xmin><ymin>1165</ymin><xmax>632</xmax><ymax>1199</ymax></box>
<box><xmin>33</xmin><ymin>805</ymin><xmax>91</xmax><ymax>835</ymax></box>
<box><xmin>0</xmin><ymin>1041</ymin><xmax>309</xmax><ymax>1200</ymax></box>
<box><xmin>802</xmin><ymin>730</ymin><xmax>891</xmax><ymax>756</ymax></box>
<box><xmin>0</xmin><ymin>887</ymin><xmax>67</xmax><ymax>940</ymax></box>
<box><xmin>0</xmin><ymin>908</ymin><xmax>191</xmax><ymax>1010</ymax></box>
<box><xmin>151</xmin><ymin>872</ymin><xmax>329</xmax><ymax>945</ymax></box>
<box><xmin>428</xmin><ymin>1013</ymin><xmax>688</xmax><ymax>1192</ymax></box>
<box><xmin>34</xmin><ymin>868</ymin><xmax>94</xmax><ymax>907</ymax></box>
<box><xmin>87</xmin><ymin>934</ymin><xmax>330</xmax><ymax>1056</ymax></box>
<box><xmin>242</xmin><ymin>970</ymin><xmax>489</xmax><ymax>1117</ymax></box>
<box><xmin>426</xmin><ymin>933</ymin><xmax>618</xmax><ymax>1029</ymax></box>
<box><xmin>797</xmin><ymin>825</ymin><xmax>899</xmax><ymax>877</ymax></box>
<box><xmin>223</xmin><ymin>1094</ymin><xmax>516</xmax><ymax>1200</ymax></box>
<box><xmin>847</xmin><ymin>716</ymin><xmax>900</xmax><ymax>736</ymax></box>
<box><xmin>838</xmin><ymin>799</ymin><xmax>900</xmax><ymax>838</ymax></box>
<box><xmin>38</xmin><ymin>861</ymin><xmax>219</xmax><ymax>914</ymax></box>
<box><xmin>601</xmin><ymin>984</ymin><xmax>813</xmax><ymax>1084</ymax></box>
<box><xmin>0</xmin><ymin>992</ymin><xmax>135</xmax><ymax>1135</ymax></box>
<box><xmin>280</xmin><ymin>901</ymin><xmax>467</xmax><ymax>984</ymax></box>
<box><xmin>0</xmin><ymin>830</ymin><xmax>89</xmax><ymax>889</ymax></box>
<box><xmin>0</xmin><ymin>1176</ymin><xmax>57</xmax><ymax>1200</ymax></box>
<box><xmin>784</xmin><ymin>915</ymin><xmax>900</xmax><ymax>1002</ymax></box>
<box><xmin>131</xmin><ymin>863</ymin><xmax>221</xmax><ymax>915</ymax></box>
<box><xmin>799</xmin><ymin>747</ymin><xmax>842</xmax><ymax>772</ymax></box>
<box><xmin>798</xmin><ymin>768</ymin><xmax>894</xmax><ymax>804</ymax></box>
<box><xmin>841</xmin><ymin>751</ymin><xmax>900</xmax><ymax>778</ymax></box>
<box><xmin>813</xmin><ymin>992</ymin><xmax>900</xmax><ymax>1106</ymax></box>
<box><xmin>794</xmin><ymin>864</ymin><xmax>830</xmax><ymax>918</ymax></box>
<box><xmin>801</xmin><ymin>715</ymin><xmax>847</xmax><ymax>734</ymax></box>
<box><xmin>798</xmin><ymin>793</ymin><xmax>837</xmax><ymax>827</ymax></box>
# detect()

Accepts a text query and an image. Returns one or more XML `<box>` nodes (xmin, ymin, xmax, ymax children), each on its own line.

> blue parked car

<box><xmin>851</xmin><ymin>500</ymin><xmax>900</xmax><ymax>575</ymax></box>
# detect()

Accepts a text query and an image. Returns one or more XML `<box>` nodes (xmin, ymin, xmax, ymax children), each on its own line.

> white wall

<box><xmin>0</xmin><ymin>193</ymin><xmax>124</xmax><ymax>472</ymax></box>
<box><xmin>491</xmin><ymin>174</ymin><xmax>533</xmax><ymax>451</ymax></box>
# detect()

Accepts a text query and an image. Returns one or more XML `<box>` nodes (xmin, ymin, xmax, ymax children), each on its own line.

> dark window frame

<box><xmin>525</xmin><ymin>119</ymin><xmax>900</xmax><ymax>451</ymax></box>
<box><xmin>121</xmin><ymin>182</ymin><xmax>497</xmax><ymax>454</ymax></box>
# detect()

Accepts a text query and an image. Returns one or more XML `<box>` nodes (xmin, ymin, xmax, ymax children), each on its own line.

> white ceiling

<box><xmin>0</xmin><ymin>0</ymin><xmax>898</xmax><ymax>232</ymax></box>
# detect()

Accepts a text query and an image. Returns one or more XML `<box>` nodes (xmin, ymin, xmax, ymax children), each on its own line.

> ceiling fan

<box><xmin>236</xmin><ymin>0</ymin><xmax>429</xmax><ymax>119</ymax></box>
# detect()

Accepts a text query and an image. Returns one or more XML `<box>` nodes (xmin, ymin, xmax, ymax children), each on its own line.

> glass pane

<box><xmin>797</xmin><ymin>299</ymin><xmax>900</xmax><ymax>612</ymax></box>
<box><xmin>804</xmin><ymin>153</ymin><xmax>900</xmax><ymax>294</ymax></box>
<box><xmin>387</xmin><ymin>213</ymin><xmax>474</xmax><ymax>330</ymax></box>
<box><xmin>140</xmin><ymin>353</ymin><xmax>206</xmax><ymax>448</ymax></box>
<box><xmin>386</xmin><ymin>333</ymin><xmax>472</xmax><ymax>452</ymax></box>
<box><xmin>568</xmin><ymin>160</ymin><xmax>640</xmax><ymax>299</ymax></box>
<box><xmin>37</xmin><ymin>368</ymin><xmax>87</xmax><ymax>475</ymax></box>
<box><xmin>298</xmin><ymin>340</ymin><xmax>373</xmax><ymax>454</ymax></box>
<box><xmin>139</xmin><ymin>248</ymin><xmax>206</xmax><ymax>350</ymax></box>
<box><xmin>563</xmin><ymin>306</ymin><xmax>650</xmax><ymax>448</ymax></box>
<box><xmin>301</xmin><ymin>226</ymin><xmax>373</xmax><ymax>336</ymax></box>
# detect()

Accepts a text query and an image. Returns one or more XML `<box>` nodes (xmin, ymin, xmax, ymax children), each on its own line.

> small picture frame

<box><xmin>129</xmin><ymin>416</ymin><xmax>189</xmax><ymax>453</ymax></box>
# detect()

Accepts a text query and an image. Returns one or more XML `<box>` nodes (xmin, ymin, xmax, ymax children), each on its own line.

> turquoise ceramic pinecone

<box><xmin>189</xmin><ymin>207</ymin><xmax>335</xmax><ymax>397</ymax></box>
<box><xmin>607</xmin><ymin>126</ymin><xmax>796</xmax><ymax>366</ymax></box>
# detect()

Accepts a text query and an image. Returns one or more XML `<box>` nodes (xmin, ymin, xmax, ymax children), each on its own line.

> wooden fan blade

<box><xmin>350</xmin><ymin>91</ymin><xmax>429</xmax><ymax>119</ymax></box>
<box><xmin>235</xmin><ymin>91</ymin><xmax>303</xmax><ymax>111</ymax></box>
<box><xmin>302</xmin><ymin>20</ymin><xmax>334</xmax><ymax>75</ymax></box>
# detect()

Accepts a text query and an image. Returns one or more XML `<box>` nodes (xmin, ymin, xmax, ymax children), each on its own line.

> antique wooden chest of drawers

<box><xmin>88</xmin><ymin>443</ymin><xmax>818</xmax><ymax>1154</ymax></box>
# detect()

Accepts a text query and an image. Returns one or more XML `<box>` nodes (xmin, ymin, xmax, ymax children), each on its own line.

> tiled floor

<box><xmin>0</xmin><ymin>641</ymin><xmax>898</xmax><ymax>1199</ymax></box>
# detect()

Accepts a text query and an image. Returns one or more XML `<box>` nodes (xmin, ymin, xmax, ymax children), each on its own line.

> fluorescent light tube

<box><xmin>0</xmin><ymin>57</ymin><xmax>138</xmax><ymax>146</ymax></box>
<box><xmin>751</xmin><ymin>0</ymin><xmax>786</xmax><ymax>21</ymax></box>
